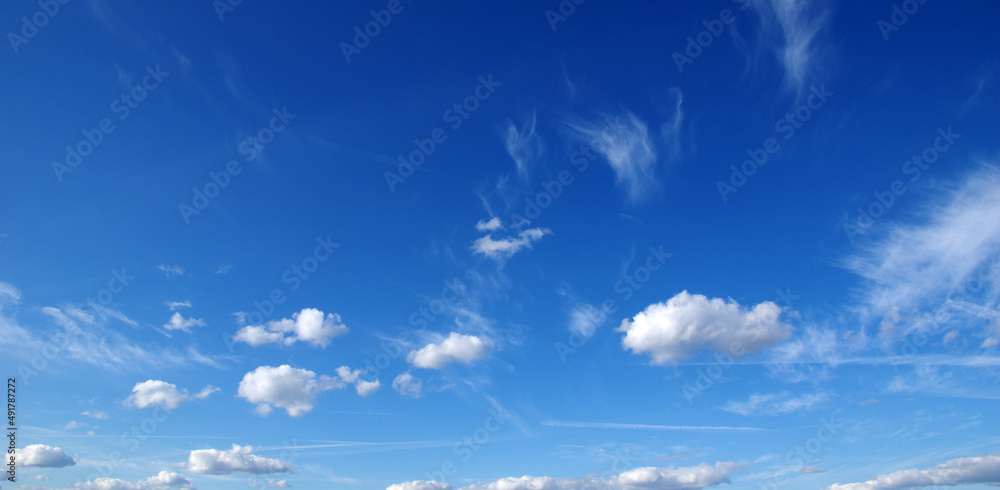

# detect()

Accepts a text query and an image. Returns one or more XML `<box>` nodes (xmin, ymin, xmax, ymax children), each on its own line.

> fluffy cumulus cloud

<box><xmin>825</xmin><ymin>453</ymin><xmax>1000</xmax><ymax>489</ymax></box>
<box><xmin>618</xmin><ymin>291</ymin><xmax>792</xmax><ymax>364</ymax></box>
<box><xmin>21</xmin><ymin>444</ymin><xmax>75</xmax><ymax>468</ymax></box>
<box><xmin>79</xmin><ymin>470</ymin><xmax>194</xmax><ymax>489</ymax></box>
<box><xmin>390</xmin><ymin>462</ymin><xmax>745</xmax><ymax>490</ymax></box>
<box><xmin>475</xmin><ymin>217</ymin><xmax>504</xmax><ymax>232</ymax></box>
<box><xmin>162</xmin><ymin>312</ymin><xmax>205</xmax><ymax>332</ymax></box>
<box><xmin>234</xmin><ymin>308</ymin><xmax>348</xmax><ymax>348</ymax></box>
<box><xmin>237</xmin><ymin>364</ymin><xmax>378</xmax><ymax>416</ymax></box>
<box><xmin>186</xmin><ymin>444</ymin><xmax>295</xmax><ymax>475</ymax></box>
<box><xmin>722</xmin><ymin>392</ymin><xmax>829</xmax><ymax>416</ymax></box>
<box><xmin>387</xmin><ymin>482</ymin><xmax>454</xmax><ymax>490</ymax></box>
<box><xmin>124</xmin><ymin>380</ymin><xmax>219</xmax><ymax>410</ymax></box>
<box><xmin>393</xmin><ymin>371</ymin><xmax>423</xmax><ymax>398</ymax></box>
<box><xmin>407</xmin><ymin>332</ymin><xmax>491</xmax><ymax>369</ymax></box>
<box><xmin>472</xmin><ymin>226</ymin><xmax>551</xmax><ymax>260</ymax></box>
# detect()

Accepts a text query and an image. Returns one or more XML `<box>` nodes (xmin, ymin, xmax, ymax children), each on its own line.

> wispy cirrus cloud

<box><xmin>503</xmin><ymin>112</ymin><xmax>544</xmax><ymax>182</ymax></box>
<box><xmin>721</xmin><ymin>392</ymin><xmax>829</xmax><ymax>415</ymax></box>
<box><xmin>747</xmin><ymin>0</ymin><xmax>832</xmax><ymax>93</ymax></box>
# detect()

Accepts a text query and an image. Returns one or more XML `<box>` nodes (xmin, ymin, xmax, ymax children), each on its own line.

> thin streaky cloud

<box><xmin>542</xmin><ymin>421</ymin><xmax>767</xmax><ymax>432</ymax></box>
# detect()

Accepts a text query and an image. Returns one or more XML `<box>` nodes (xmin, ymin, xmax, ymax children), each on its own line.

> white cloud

<box><xmin>844</xmin><ymin>165</ymin><xmax>1000</xmax><ymax>325</ymax></box>
<box><xmin>618</xmin><ymin>291</ymin><xmax>792</xmax><ymax>365</ymax></box>
<box><xmin>215</xmin><ymin>263</ymin><xmax>233</xmax><ymax>274</ymax></box>
<box><xmin>187</xmin><ymin>444</ymin><xmax>295</xmax><ymax>475</ymax></box>
<box><xmin>503</xmin><ymin>112</ymin><xmax>544</xmax><ymax>181</ymax></box>
<box><xmin>254</xmin><ymin>479</ymin><xmax>291</xmax><ymax>487</ymax></box>
<box><xmin>157</xmin><ymin>264</ymin><xmax>185</xmax><ymax>277</ymax></box>
<box><xmin>21</xmin><ymin>444</ymin><xmax>75</xmax><ymax>468</ymax></box>
<box><xmin>165</xmin><ymin>300</ymin><xmax>191</xmax><ymax>311</ymax></box>
<box><xmin>82</xmin><ymin>411</ymin><xmax>110</xmax><ymax>420</ymax></box>
<box><xmin>748</xmin><ymin>0</ymin><xmax>830</xmax><ymax>92</ymax></box>
<box><xmin>63</xmin><ymin>421</ymin><xmax>85</xmax><ymax>430</ymax></box>
<box><xmin>407</xmin><ymin>332</ymin><xmax>491</xmax><ymax>369</ymax></box>
<box><xmin>610</xmin><ymin>462</ymin><xmax>747</xmax><ymax>489</ymax></box>
<box><xmin>472</xmin><ymin>227</ymin><xmax>551</xmax><ymax>260</ymax></box>
<box><xmin>475</xmin><ymin>217</ymin><xmax>504</xmax><ymax>232</ymax></box>
<box><xmin>163</xmin><ymin>312</ymin><xmax>205</xmax><ymax>332</ymax></box>
<box><xmin>566</xmin><ymin>111</ymin><xmax>659</xmax><ymax>203</ymax></box>
<box><xmin>392</xmin><ymin>462</ymin><xmax>746</xmax><ymax>490</ymax></box>
<box><xmin>79</xmin><ymin>470</ymin><xmax>194</xmax><ymax>489</ymax></box>
<box><xmin>237</xmin><ymin>365</ymin><xmax>343</xmax><ymax>417</ymax></box>
<box><xmin>387</xmin><ymin>482</ymin><xmax>453</xmax><ymax>490</ymax></box>
<box><xmin>234</xmin><ymin>308</ymin><xmax>348</xmax><ymax>348</ymax></box>
<box><xmin>354</xmin><ymin>378</ymin><xmax>381</xmax><ymax>397</ymax></box>
<box><xmin>393</xmin><ymin>371</ymin><xmax>423</xmax><ymax>398</ymax></box>
<box><xmin>722</xmin><ymin>392</ymin><xmax>829</xmax><ymax>415</ymax></box>
<box><xmin>824</xmin><ymin>452</ymin><xmax>1000</xmax><ymax>489</ymax></box>
<box><xmin>124</xmin><ymin>380</ymin><xmax>218</xmax><ymax>410</ymax></box>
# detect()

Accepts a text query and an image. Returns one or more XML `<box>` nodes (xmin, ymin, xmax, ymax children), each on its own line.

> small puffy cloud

<box><xmin>253</xmin><ymin>479</ymin><xmax>291</xmax><ymax>487</ymax></box>
<box><xmin>82</xmin><ymin>410</ymin><xmax>110</xmax><ymax>420</ymax></box>
<box><xmin>335</xmin><ymin>366</ymin><xmax>381</xmax><ymax>397</ymax></box>
<box><xmin>79</xmin><ymin>470</ymin><xmax>195</xmax><ymax>489</ymax></box>
<box><xmin>157</xmin><ymin>264</ymin><xmax>185</xmax><ymax>277</ymax></box>
<box><xmin>28</xmin><ymin>473</ymin><xmax>51</xmax><ymax>480</ymax></box>
<box><xmin>237</xmin><ymin>365</ymin><xmax>343</xmax><ymax>417</ymax></box>
<box><xmin>393</xmin><ymin>372</ymin><xmax>423</xmax><ymax>398</ymax></box>
<box><xmin>21</xmin><ymin>444</ymin><xmax>75</xmax><ymax>468</ymax></box>
<box><xmin>407</xmin><ymin>332</ymin><xmax>491</xmax><ymax>369</ymax></box>
<box><xmin>472</xmin><ymin>227</ymin><xmax>551</xmax><ymax>260</ymax></box>
<box><xmin>722</xmin><ymin>392</ymin><xmax>829</xmax><ymax>416</ymax></box>
<box><xmin>165</xmin><ymin>300</ymin><xmax>191</xmax><ymax>310</ymax></box>
<box><xmin>824</xmin><ymin>452</ymin><xmax>1000</xmax><ymax>489</ymax></box>
<box><xmin>63</xmin><ymin>421</ymin><xmax>85</xmax><ymax>430</ymax></box>
<box><xmin>388</xmin><ymin>482</ymin><xmax>453</xmax><ymax>490</ymax></box>
<box><xmin>163</xmin><ymin>312</ymin><xmax>205</xmax><ymax>332</ymax></box>
<box><xmin>981</xmin><ymin>338</ymin><xmax>999</xmax><ymax>349</ymax></box>
<box><xmin>618</xmin><ymin>291</ymin><xmax>792</xmax><ymax>365</ymax></box>
<box><xmin>609</xmin><ymin>462</ymin><xmax>746</xmax><ymax>489</ymax></box>
<box><xmin>568</xmin><ymin>303</ymin><xmax>606</xmax><ymax>338</ymax></box>
<box><xmin>124</xmin><ymin>380</ymin><xmax>218</xmax><ymax>410</ymax></box>
<box><xmin>234</xmin><ymin>308</ymin><xmax>348</xmax><ymax>348</ymax></box>
<box><xmin>187</xmin><ymin>444</ymin><xmax>295</xmax><ymax>475</ymax></box>
<box><xmin>475</xmin><ymin>217</ymin><xmax>504</xmax><ymax>232</ymax></box>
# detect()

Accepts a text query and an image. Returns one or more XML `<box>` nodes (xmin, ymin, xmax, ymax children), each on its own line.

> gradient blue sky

<box><xmin>2</xmin><ymin>0</ymin><xmax>1000</xmax><ymax>489</ymax></box>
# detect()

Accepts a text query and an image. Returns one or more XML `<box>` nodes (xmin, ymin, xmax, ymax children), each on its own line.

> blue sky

<box><xmin>2</xmin><ymin>0</ymin><xmax>1000</xmax><ymax>488</ymax></box>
